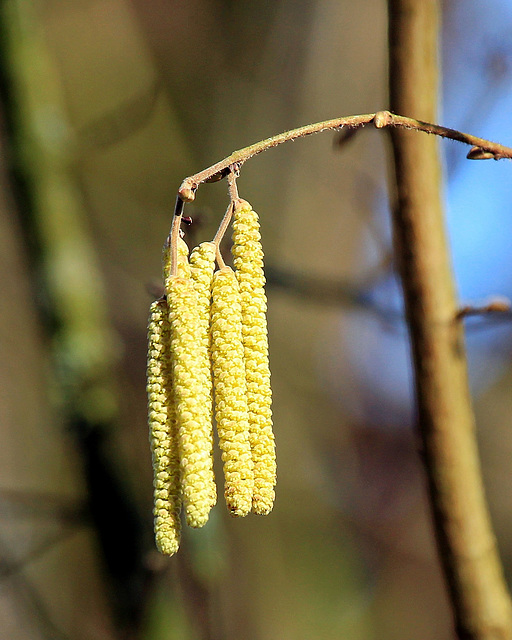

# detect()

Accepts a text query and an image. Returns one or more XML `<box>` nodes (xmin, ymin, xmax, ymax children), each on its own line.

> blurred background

<box><xmin>1</xmin><ymin>1</ymin><xmax>512</xmax><ymax>638</ymax></box>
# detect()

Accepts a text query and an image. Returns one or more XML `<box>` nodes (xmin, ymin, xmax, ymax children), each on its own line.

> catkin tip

<box><xmin>155</xmin><ymin>530</ymin><xmax>180</xmax><ymax>556</ymax></box>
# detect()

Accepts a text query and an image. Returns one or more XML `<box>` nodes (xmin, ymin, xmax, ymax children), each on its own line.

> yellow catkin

<box><xmin>232</xmin><ymin>198</ymin><xmax>276</xmax><ymax>515</ymax></box>
<box><xmin>211</xmin><ymin>267</ymin><xmax>254</xmax><ymax>517</ymax></box>
<box><xmin>147</xmin><ymin>298</ymin><xmax>181</xmax><ymax>555</ymax></box>
<box><xmin>166</xmin><ymin>275</ymin><xmax>214</xmax><ymax>528</ymax></box>
<box><xmin>190</xmin><ymin>242</ymin><xmax>218</xmax><ymax>506</ymax></box>
<box><xmin>163</xmin><ymin>236</ymin><xmax>191</xmax><ymax>280</ymax></box>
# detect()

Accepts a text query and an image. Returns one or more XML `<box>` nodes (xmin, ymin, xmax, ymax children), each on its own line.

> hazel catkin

<box><xmin>163</xmin><ymin>235</ymin><xmax>191</xmax><ymax>281</ymax></box>
<box><xmin>232</xmin><ymin>199</ymin><xmax>276</xmax><ymax>515</ymax></box>
<box><xmin>148</xmin><ymin>195</ymin><xmax>277</xmax><ymax>555</ymax></box>
<box><xmin>147</xmin><ymin>298</ymin><xmax>181</xmax><ymax>555</ymax></box>
<box><xmin>189</xmin><ymin>241</ymin><xmax>218</xmax><ymax>507</ymax></box>
<box><xmin>210</xmin><ymin>267</ymin><xmax>254</xmax><ymax>517</ymax></box>
<box><xmin>166</xmin><ymin>275</ymin><xmax>215</xmax><ymax>528</ymax></box>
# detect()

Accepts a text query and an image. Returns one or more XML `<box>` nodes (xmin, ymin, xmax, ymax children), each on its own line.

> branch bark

<box><xmin>177</xmin><ymin>113</ymin><xmax>512</xmax><ymax>203</ymax></box>
<box><xmin>387</xmin><ymin>1</ymin><xmax>512</xmax><ymax>638</ymax></box>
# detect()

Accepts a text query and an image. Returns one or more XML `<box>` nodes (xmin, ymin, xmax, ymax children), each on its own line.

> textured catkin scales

<box><xmin>148</xmin><ymin>200</ymin><xmax>276</xmax><ymax>554</ymax></box>
<box><xmin>232</xmin><ymin>199</ymin><xmax>276</xmax><ymax>515</ymax></box>
<box><xmin>211</xmin><ymin>267</ymin><xmax>254</xmax><ymax>517</ymax></box>
<box><xmin>189</xmin><ymin>242</ymin><xmax>217</xmax><ymax>507</ymax></box>
<box><xmin>163</xmin><ymin>236</ymin><xmax>191</xmax><ymax>280</ymax></box>
<box><xmin>147</xmin><ymin>298</ymin><xmax>181</xmax><ymax>555</ymax></box>
<box><xmin>166</xmin><ymin>275</ymin><xmax>214</xmax><ymax>528</ymax></box>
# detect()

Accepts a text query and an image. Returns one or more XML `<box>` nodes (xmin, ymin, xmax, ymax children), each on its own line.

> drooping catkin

<box><xmin>210</xmin><ymin>267</ymin><xmax>254</xmax><ymax>517</ymax></box>
<box><xmin>147</xmin><ymin>298</ymin><xmax>181</xmax><ymax>555</ymax></box>
<box><xmin>163</xmin><ymin>235</ymin><xmax>191</xmax><ymax>280</ymax></box>
<box><xmin>166</xmin><ymin>275</ymin><xmax>214</xmax><ymax>528</ymax></box>
<box><xmin>189</xmin><ymin>242</ymin><xmax>217</xmax><ymax>507</ymax></box>
<box><xmin>232</xmin><ymin>199</ymin><xmax>276</xmax><ymax>515</ymax></box>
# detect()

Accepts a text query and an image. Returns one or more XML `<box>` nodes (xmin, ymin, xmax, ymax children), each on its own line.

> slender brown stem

<box><xmin>212</xmin><ymin>203</ymin><xmax>234</xmax><ymax>270</ymax></box>
<box><xmin>177</xmin><ymin>112</ymin><xmax>512</xmax><ymax>202</ymax></box>
<box><xmin>227</xmin><ymin>166</ymin><xmax>239</xmax><ymax>203</ymax></box>
<box><xmin>457</xmin><ymin>298</ymin><xmax>511</xmax><ymax>319</ymax></box>
<box><xmin>169</xmin><ymin>196</ymin><xmax>183</xmax><ymax>277</ymax></box>
<box><xmin>388</xmin><ymin>1</ymin><xmax>512</xmax><ymax>638</ymax></box>
<box><xmin>210</xmin><ymin>167</ymin><xmax>240</xmax><ymax>270</ymax></box>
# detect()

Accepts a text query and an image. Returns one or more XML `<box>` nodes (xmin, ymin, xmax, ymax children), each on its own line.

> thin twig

<box><xmin>387</xmin><ymin>1</ymin><xmax>512</xmax><ymax>639</ymax></box>
<box><xmin>177</xmin><ymin>111</ymin><xmax>512</xmax><ymax>202</ymax></box>
<box><xmin>212</xmin><ymin>203</ymin><xmax>233</xmax><ymax>270</ymax></box>
<box><xmin>211</xmin><ymin>166</ymin><xmax>240</xmax><ymax>270</ymax></box>
<box><xmin>457</xmin><ymin>298</ymin><xmax>511</xmax><ymax>320</ymax></box>
<box><xmin>227</xmin><ymin>165</ymin><xmax>240</xmax><ymax>202</ymax></box>
<box><xmin>170</xmin><ymin>195</ymin><xmax>184</xmax><ymax>277</ymax></box>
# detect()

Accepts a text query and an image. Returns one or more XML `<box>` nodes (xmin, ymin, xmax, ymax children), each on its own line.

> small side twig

<box><xmin>227</xmin><ymin>164</ymin><xmax>240</xmax><ymax>202</ymax></box>
<box><xmin>169</xmin><ymin>195</ymin><xmax>184</xmax><ymax>278</ymax></box>
<box><xmin>456</xmin><ymin>297</ymin><xmax>511</xmax><ymax>320</ymax></box>
<box><xmin>211</xmin><ymin>166</ymin><xmax>240</xmax><ymax>269</ymax></box>
<box><xmin>212</xmin><ymin>203</ymin><xmax>232</xmax><ymax>270</ymax></box>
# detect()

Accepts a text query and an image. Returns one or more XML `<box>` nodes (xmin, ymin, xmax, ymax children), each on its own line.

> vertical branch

<box><xmin>387</xmin><ymin>1</ymin><xmax>512</xmax><ymax>639</ymax></box>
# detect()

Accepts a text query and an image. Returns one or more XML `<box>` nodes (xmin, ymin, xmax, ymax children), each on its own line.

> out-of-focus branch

<box><xmin>387</xmin><ymin>1</ymin><xmax>512</xmax><ymax>639</ymax></box>
<box><xmin>0</xmin><ymin>0</ymin><xmax>149</xmax><ymax>634</ymax></box>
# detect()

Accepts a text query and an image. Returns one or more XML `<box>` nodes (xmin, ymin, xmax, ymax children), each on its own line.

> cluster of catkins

<box><xmin>146</xmin><ymin>198</ymin><xmax>276</xmax><ymax>556</ymax></box>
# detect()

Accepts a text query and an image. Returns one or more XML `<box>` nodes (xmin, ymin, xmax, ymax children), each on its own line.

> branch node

<box><xmin>374</xmin><ymin>110</ymin><xmax>392</xmax><ymax>129</ymax></box>
<box><xmin>178</xmin><ymin>182</ymin><xmax>197</xmax><ymax>202</ymax></box>
<box><xmin>467</xmin><ymin>146</ymin><xmax>501</xmax><ymax>161</ymax></box>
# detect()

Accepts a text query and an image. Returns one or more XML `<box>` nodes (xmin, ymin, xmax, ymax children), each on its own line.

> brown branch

<box><xmin>177</xmin><ymin>113</ymin><xmax>512</xmax><ymax>203</ymax></box>
<box><xmin>169</xmin><ymin>196</ymin><xmax>184</xmax><ymax>278</ymax></box>
<box><xmin>387</xmin><ymin>1</ymin><xmax>512</xmax><ymax>639</ymax></box>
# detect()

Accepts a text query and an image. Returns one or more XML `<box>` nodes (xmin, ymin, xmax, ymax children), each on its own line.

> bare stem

<box><xmin>169</xmin><ymin>195</ymin><xmax>184</xmax><ymax>277</ymax></box>
<box><xmin>178</xmin><ymin>112</ymin><xmax>512</xmax><ymax>202</ymax></box>
<box><xmin>227</xmin><ymin>166</ymin><xmax>239</xmax><ymax>203</ymax></box>
<box><xmin>388</xmin><ymin>1</ymin><xmax>512</xmax><ymax>638</ymax></box>
<box><xmin>456</xmin><ymin>298</ymin><xmax>511</xmax><ymax>319</ymax></box>
<box><xmin>212</xmin><ymin>203</ymin><xmax>234</xmax><ymax>270</ymax></box>
<box><xmin>210</xmin><ymin>167</ymin><xmax>240</xmax><ymax>270</ymax></box>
